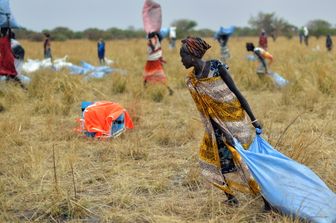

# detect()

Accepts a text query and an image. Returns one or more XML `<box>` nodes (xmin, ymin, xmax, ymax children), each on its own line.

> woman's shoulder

<box><xmin>208</xmin><ymin>59</ymin><xmax>229</xmax><ymax>71</ymax></box>
<box><xmin>206</xmin><ymin>59</ymin><xmax>228</xmax><ymax>78</ymax></box>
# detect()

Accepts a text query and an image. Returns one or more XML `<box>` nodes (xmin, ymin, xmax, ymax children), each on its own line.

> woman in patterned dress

<box><xmin>179</xmin><ymin>37</ymin><xmax>270</xmax><ymax>209</ymax></box>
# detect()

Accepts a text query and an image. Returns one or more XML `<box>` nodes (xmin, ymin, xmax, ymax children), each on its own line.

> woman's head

<box><xmin>246</xmin><ymin>42</ymin><xmax>255</xmax><ymax>52</ymax></box>
<box><xmin>148</xmin><ymin>32</ymin><xmax>162</xmax><ymax>41</ymax></box>
<box><xmin>180</xmin><ymin>37</ymin><xmax>211</xmax><ymax>68</ymax></box>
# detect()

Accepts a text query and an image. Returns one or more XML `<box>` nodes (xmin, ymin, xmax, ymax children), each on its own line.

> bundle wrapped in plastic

<box><xmin>0</xmin><ymin>0</ymin><xmax>20</xmax><ymax>28</ymax></box>
<box><xmin>142</xmin><ymin>0</ymin><xmax>162</xmax><ymax>34</ymax></box>
<box><xmin>269</xmin><ymin>72</ymin><xmax>288</xmax><ymax>88</ymax></box>
<box><xmin>214</xmin><ymin>26</ymin><xmax>235</xmax><ymax>39</ymax></box>
<box><xmin>233</xmin><ymin>132</ymin><xmax>336</xmax><ymax>223</ymax></box>
<box><xmin>160</xmin><ymin>27</ymin><xmax>170</xmax><ymax>39</ymax></box>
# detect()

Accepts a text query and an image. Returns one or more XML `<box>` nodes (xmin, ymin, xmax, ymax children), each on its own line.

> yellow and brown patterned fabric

<box><xmin>185</xmin><ymin>60</ymin><xmax>260</xmax><ymax>195</ymax></box>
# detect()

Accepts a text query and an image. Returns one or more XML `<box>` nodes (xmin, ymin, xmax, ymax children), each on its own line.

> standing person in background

<box><xmin>303</xmin><ymin>26</ymin><xmax>309</xmax><ymax>46</ymax></box>
<box><xmin>326</xmin><ymin>34</ymin><xmax>333</xmax><ymax>51</ymax></box>
<box><xmin>215</xmin><ymin>26</ymin><xmax>235</xmax><ymax>63</ymax></box>
<box><xmin>217</xmin><ymin>33</ymin><xmax>230</xmax><ymax>62</ymax></box>
<box><xmin>168</xmin><ymin>26</ymin><xmax>176</xmax><ymax>49</ymax></box>
<box><xmin>43</xmin><ymin>33</ymin><xmax>52</xmax><ymax>59</ymax></box>
<box><xmin>258</xmin><ymin>30</ymin><xmax>268</xmax><ymax>50</ymax></box>
<box><xmin>299</xmin><ymin>27</ymin><xmax>304</xmax><ymax>44</ymax></box>
<box><xmin>97</xmin><ymin>38</ymin><xmax>106</xmax><ymax>65</ymax></box>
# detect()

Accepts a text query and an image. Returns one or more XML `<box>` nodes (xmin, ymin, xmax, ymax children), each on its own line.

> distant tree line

<box><xmin>14</xmin><ymin>12</ymin><xmax>336</xmax><ymax>41</ymax></box>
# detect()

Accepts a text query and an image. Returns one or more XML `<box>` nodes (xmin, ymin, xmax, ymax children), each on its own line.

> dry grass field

<box><xmin>0</xmin><ymin>37</ymin><xmax>335</xmax><ymax>223</ymax></box>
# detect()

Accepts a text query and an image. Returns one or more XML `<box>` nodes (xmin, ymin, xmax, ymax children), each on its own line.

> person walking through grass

<box><xmin>43</xmin><ymin>33</ymin><xmax>52</xmax><ymax>59</ymax></box>
<box><xmin>97</xmin><ymin>38</ymin><xmax>106</xmax><ymax>65</ymax></box>
<box><xmin>144</xmin><ymin>31</ymin><xmax>173</xmax><ymax>95</ymax></box>
<box><xmin>326</xmin><ymin>34</ymin><xmax>333</xmax><ymax>51</ymax></box>
<box><xmin>179</xmin><ymin>36</ymin><xmax>271</xmax><ymax>209</ymax></box>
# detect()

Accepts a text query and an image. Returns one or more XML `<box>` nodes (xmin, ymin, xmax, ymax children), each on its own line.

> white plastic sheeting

<box><xmin>21</xmin><ymin>56</ymin><xmax>121</xmax><ymax>80</ymax></box>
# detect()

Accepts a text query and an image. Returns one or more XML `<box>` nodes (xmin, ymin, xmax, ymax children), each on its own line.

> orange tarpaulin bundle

<box><xmin>79</xmin><ymin>101</ymin><xmax>134</xmax><ymax>138</ymax></box>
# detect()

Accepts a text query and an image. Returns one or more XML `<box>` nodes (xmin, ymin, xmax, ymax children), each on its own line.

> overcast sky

<box><xmin>10</xmin><ymin>0</ymin><xmax>336</xmax><ymax>31</ymax></box>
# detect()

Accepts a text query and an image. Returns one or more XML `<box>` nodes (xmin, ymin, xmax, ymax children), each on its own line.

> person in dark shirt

<box><xmin>326</xmin><ymin>34</ymin><xmax>333</xmax><ymax>51</ymax></box>
<box><xmin>43</xmin><ymin>33</ymin><xmax>52</xmax><ymax>59</ymax></box>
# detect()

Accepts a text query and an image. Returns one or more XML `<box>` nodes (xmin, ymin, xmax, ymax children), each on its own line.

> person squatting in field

<box><xmin>246</xmin><ymin>42</ymin><xmax>273</xmax><ymax>75</ymax></box>
<box><xmin>179</xmin><ymin>36</ymin><xmax>271</xmax><ymax>210</ymax></box>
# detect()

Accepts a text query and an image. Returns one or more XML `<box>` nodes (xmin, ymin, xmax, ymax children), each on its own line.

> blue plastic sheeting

<box><xmin>80</xmin><ymin>61</ymin><xmax>95</xmax><ymax>70</ymax></box>
<box><xmin>0</xmin><ymin>0</ymin><xmax>20</xmax><ymax>28</ymax></box>
<box><xmin>68</xmin><ymin>61</ymin><xmax>113</xmax><ymax>79</ymax></box>
<box><xmin>233</xmin><ymin>134</ymin><xmax>336</xmax><ymax>223</ymax></box>
<box><xmin>214</xmin><ymin>26</ymin><xmax>235</xmax><ymax>38</ymax></box>
<box><xmin>269</xmin><ymin>72</ymin><xmax>288</xmax><ymax>88</ymax></box>
<box><xmin>68</xmin><ymin>64</ymin><xmax>89</xmax><ymax>75</ymax></box>
<box><xmin>111</xmin><ymin>113</ymin><xmax>125</xmax><ymax>137</ymax></box>
<box><xmin>81</xmin><ymin>101</ymin><xmax>93</xmax><ymax>113</ymax></box>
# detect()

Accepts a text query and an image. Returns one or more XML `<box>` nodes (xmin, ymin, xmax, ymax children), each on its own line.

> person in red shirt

<box><xmin>258</xmin><ymin>30</ymin><xmax>268</xmax><ymax>50</ymax></box>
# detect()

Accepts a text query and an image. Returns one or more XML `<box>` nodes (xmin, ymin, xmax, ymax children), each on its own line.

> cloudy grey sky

<box><xmin>10</xmin><ymin>0</ymin><xmax>336</xmax><ymax>31</ymax></box>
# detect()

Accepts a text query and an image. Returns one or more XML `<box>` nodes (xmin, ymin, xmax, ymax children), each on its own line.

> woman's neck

<box><xmin>194</xmin><ymin>59</ymin><xmax>206</xmax><ymax>77</ymax></box>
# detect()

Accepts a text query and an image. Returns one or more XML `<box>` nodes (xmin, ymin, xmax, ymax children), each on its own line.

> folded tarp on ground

<box><xmin>0</xmin><ymin>0</ymin><xmax>20</xmax><ymax>28</ymax></box>
<box><xmin>233</xmin><ymin>134</ymin><xmax>336</xmax><ymax>223</ymax></box>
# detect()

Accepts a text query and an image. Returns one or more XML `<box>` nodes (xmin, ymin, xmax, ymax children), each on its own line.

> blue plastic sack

<box><xmin>159</xmin><ymin>27</ymin><xmax>170</xmax><ymax>39</ymax></box>
<box><xmin>269</xmin><ymin>72</ymin><xmax>288</xmax><ymax>88</ymax></box>
<box><xmin>233</xmin><ymin>135</ymin><xmax>336</xmax><ymax>223</ymax></box>
<box><xmin>214</xmin><ymin>26</ymin><xmax>235</xmax><ymax>38</ymax></box>
<box><xmin>0</xmin><ymin>0</ymin><xmax>20</xmax><ymax>28</ymax></box>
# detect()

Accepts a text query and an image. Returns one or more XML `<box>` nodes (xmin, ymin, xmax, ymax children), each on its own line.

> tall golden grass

<box><xmin>0</xmin><ymin>37</ymin><xmax>335</xmax><ymax>222</ymax></box>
